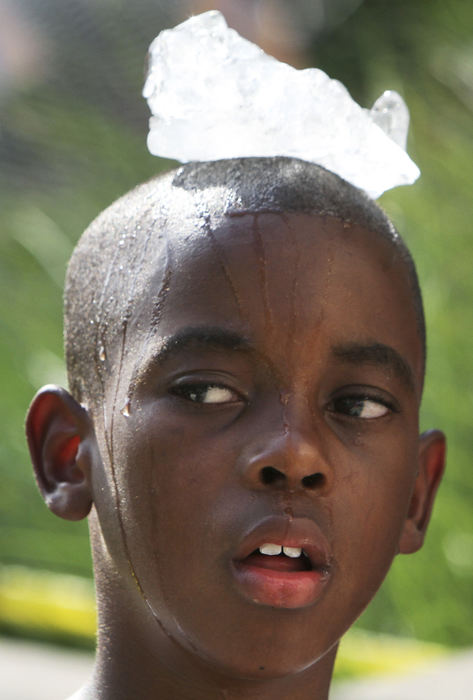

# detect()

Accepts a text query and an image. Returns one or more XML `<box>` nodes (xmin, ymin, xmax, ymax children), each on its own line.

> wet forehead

<box><xmin>130</xmin><ymin>211</ymin><xmax>423</xmax><ymax>393</ymax></box>
<box><xmin>160</xmin><ymin>210</ymin><xmax>411</xmax><ymax>327</ymax></box>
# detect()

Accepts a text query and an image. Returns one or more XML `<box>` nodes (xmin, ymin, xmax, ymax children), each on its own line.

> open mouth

<box><xmin>232</xmin><ymin>518</ymin><xmax>332</xmax><ymax>609</ymax></box>
<box><xmin>242</xmin><ymin>545</ymin><xmax>313</xmax><ymax>573</ymax></box>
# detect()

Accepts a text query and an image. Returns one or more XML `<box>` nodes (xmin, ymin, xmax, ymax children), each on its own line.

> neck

<box><xmin>88</xmin><ymin>647</ymin><xmax>336</xmax><ymax>700</ymax></box>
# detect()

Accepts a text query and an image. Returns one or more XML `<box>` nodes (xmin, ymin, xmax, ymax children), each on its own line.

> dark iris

<box><xmin>334</xmin><ymin>397</ymin><xmax>368</xmax><ymax>416</ymax></box>
<box><xmin>171</xmin><ymin>383</ymin><xmax>238</xmax><ymax>404</ymax></box>
<box><xmin>173</xmin><ymin>384</ymin><xmax>208</xmax><ymax>402</ymax></box>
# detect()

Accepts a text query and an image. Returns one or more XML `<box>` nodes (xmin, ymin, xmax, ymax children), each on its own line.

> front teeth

<box><xmin>259</xmin><ymin>543</ymin><xmax>282</xmax><ymax>556</ymax></box>
<box><xmin>259</xmin><ymin>543</ymin><xmax>302</xmax><ymax>558</ymax></box>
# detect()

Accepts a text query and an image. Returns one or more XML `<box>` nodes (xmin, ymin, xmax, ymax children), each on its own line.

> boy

<box><xmin>26</xmin><ymin>156</ymin><xmax>445</xmax><ymax>699</ymax></box>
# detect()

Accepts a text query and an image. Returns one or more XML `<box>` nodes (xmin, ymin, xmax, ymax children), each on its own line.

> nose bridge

<box><xmin>240</xmin><ymin>393</ymin><xmax>330</xmax><ymax>492</ymax></box>
<box><xmin>282</xmin><ymin>395</ymin><xmax>329</xmax><ymax>484</ymax></box>
<box><xmin>282</xmin><ymin>395</ymin><xmax>319</xmax><ymax>462</ymax></box>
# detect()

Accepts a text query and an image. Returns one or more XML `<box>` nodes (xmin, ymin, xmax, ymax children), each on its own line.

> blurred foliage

<box><xmin>0</xmin><ymin>0</ymin><xmax>472</xmax><ymax>648</ymax></box>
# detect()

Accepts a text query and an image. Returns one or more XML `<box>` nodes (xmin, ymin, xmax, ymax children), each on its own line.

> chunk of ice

<box><xmin>368</xmin><ymin>90</ymin><xmax>410</xmax><ymax>150</ymax></box>
<box><xmin>143</xmin><ymin>11</ymin><xmax>420</xmax><ymax>198</ymax></box>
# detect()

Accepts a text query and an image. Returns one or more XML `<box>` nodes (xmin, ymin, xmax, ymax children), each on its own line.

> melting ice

<box><xmin>143</xmin><ymin>11</ymin><xmax>420</xmax><ymax>199</ymax></box>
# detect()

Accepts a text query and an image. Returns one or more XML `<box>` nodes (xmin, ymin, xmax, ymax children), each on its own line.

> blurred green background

<box><xmin>0</xmin><ymin>0</ymin><xmax>472</xmax><ymax>651</ymax></box>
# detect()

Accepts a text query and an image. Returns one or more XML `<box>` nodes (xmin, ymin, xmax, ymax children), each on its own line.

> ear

<box><xmin>399</xmin><ymin>429</ymin><xmax>446</xmax><ymax>554</ymax></box>
<box><xmin>26</xmin><ymin>385</ymin><xmax>97</xmax><ymax>520</ymax></box>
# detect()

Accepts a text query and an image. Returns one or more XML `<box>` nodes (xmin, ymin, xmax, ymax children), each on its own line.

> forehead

<box><xmin>128</xmin><ymin>211</ymin><xmax>423</xmax><ymax>391</ymax></box>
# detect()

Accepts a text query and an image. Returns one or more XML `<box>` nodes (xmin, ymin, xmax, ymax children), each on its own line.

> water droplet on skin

<box><xmin>283</xmin><ymin>505</ymin><xmax>294</xmax><ymax>519</ymax></box>
<box><xmin>280</xmin><ymin>391</ymin><xmax>289</xmax><ymax>406</ymax></box>
<box><xmin>99</xmin><ymin>345</ymin><xmax>106</xmax><ymax>362</ymax></box>
<box><xmin>118</xmin><ymin>239</ymin><xmax>125</xmax><ymax>248</ymax></box>
<box><xmin>120</xmin><ymin>398</ymin><xmax>131</xmax><ymax>417</ymax></box>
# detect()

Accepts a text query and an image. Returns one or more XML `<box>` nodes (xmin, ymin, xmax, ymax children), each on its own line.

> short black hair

<box><xmin>64</xmin><ymin>157</ymin><xmax>425</xmax><ymax>407</ymax></box>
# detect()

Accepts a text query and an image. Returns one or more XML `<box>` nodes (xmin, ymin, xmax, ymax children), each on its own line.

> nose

<box><xmin>238</xmin><ymin>400</ymin><xmax>332</xmax><ymax>493</ymax></box>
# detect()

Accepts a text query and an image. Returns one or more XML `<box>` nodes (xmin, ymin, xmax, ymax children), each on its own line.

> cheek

<box><xmin>331</xmin><ymin>442</ymin><xmax>418</xmax><ymax>598</ymax></box>
<box><xmin>107</xmin><ymin>412</ymin><xmax>261</xmax><ymax>667</ymax></box>
<box><xmin>114</xmin><ymin>411</ymin><xmax>230</xmax><ymax>575</ymax></box>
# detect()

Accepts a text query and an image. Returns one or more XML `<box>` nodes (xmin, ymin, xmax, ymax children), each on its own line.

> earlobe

<box><xmin>399</xmin><ymin>429</ymin><xmax>446</xmax><ymax>554</ymax></box>
<box><xmin>26</xmin><ymin>385</ymin><xmax>97</xmax><ymax>521</ymax></box>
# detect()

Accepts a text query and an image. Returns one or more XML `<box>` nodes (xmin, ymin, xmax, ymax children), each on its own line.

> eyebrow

<box><xmin>332</xmin><ymin>342</ymin><xmax>416</xmax><ymax>392</ymax></box>
<box><xmin>136</xmin><ymin>329</ymin><xmax>417</xmax><ymax>393</ymax></box>
<box><xmin>150</xmin><ymin>326</ymin><xmax>252</xmax><ymax>366</ymax></box>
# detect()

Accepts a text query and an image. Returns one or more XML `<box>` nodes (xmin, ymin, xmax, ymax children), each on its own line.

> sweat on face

<box><xmin>26</xmin><ymin>157</ymin><xmax>445</xmax><ymax>700</ymax></box>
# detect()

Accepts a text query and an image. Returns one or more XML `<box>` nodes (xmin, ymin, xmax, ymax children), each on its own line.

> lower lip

<box><xmin>232</xmin><ymin>560</ymin><xmax>330</xmax><ymax>609</ymax></box>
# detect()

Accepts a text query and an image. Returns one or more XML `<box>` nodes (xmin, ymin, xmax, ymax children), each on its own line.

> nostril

<box><xmin>260</xmin><ymin>466</ymin><xmax>286</xmax><ymax>486</ymax></box>
<box><xmin>301</xmin><ymin>472</ymin><xmax>325</xmax><ymax>490</ymax></box>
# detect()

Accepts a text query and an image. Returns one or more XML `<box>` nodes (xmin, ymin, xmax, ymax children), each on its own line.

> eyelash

<box><xmin>170</xmin><ymin>382</ymin><xmax>243</xmax><ymax>405</ymax></box>
<box><xmin>170</xmin><ymin>382</ymin><xmax>396</xmax><ymax>420</ymax></box>
<box><xmin>328</xmin><ymin>393</ymin><xmax>397</xmax><ymax>420</ymax></box>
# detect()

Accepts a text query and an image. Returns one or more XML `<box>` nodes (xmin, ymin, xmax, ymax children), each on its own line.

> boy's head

<box><xmin>26</xmin><ymin>157</ymin><xmax>445</xmax><ymax>688</ymax></box>
<box><xmin>63</xmin><ymin>157</ymin><xmax>426</xmax><ymax>410</ymax></box>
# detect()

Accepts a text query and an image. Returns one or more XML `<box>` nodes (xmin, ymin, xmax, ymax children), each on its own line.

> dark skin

<box><xmin>26</xmin><ymin>212</ymin><xmax>445</xmax><ymax>700</ymax></box>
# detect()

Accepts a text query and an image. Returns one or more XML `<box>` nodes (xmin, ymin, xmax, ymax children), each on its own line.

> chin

<box><xmin>222</xmin><ymin>652</ymin><xmax>330</xmax><ymax>682</ymax></box>
<box><xmin>174</xmin><ymin>621</ymin><xmax>339</xmax><ymax>683</ymax></box>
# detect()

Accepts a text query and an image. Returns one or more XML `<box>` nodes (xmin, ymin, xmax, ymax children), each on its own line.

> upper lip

<box><xmin>233</xmin><ymin>515</ymin><xmax>332</xmax><ymax>572</ymax></box>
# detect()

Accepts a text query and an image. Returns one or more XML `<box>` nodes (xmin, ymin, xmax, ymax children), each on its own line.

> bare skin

<box><xmin>26</xmin><ymin>212</ymin><xmax>445</xmax><ymax>700</ymax></box>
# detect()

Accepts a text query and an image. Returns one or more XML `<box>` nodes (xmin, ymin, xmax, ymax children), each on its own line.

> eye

<box><xmin>171</xmin><ymin>382</ymin><xmax>241</xmax><ymax>404</ymax></box>
<box><xmin>330</xmin><ymin>395</ymin><xmax>392</xmax><ymax>419</ymax></box>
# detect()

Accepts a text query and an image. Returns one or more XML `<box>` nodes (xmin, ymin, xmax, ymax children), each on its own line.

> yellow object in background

<box><xmin>0</xmin><ymin>565</ymin><xmax>446</xmax><ymax>677</ymax></box>
<box><xmin>0</xmin><ymin>566</ymin><xmax>96</xmax><ymax>646</ymax></box>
